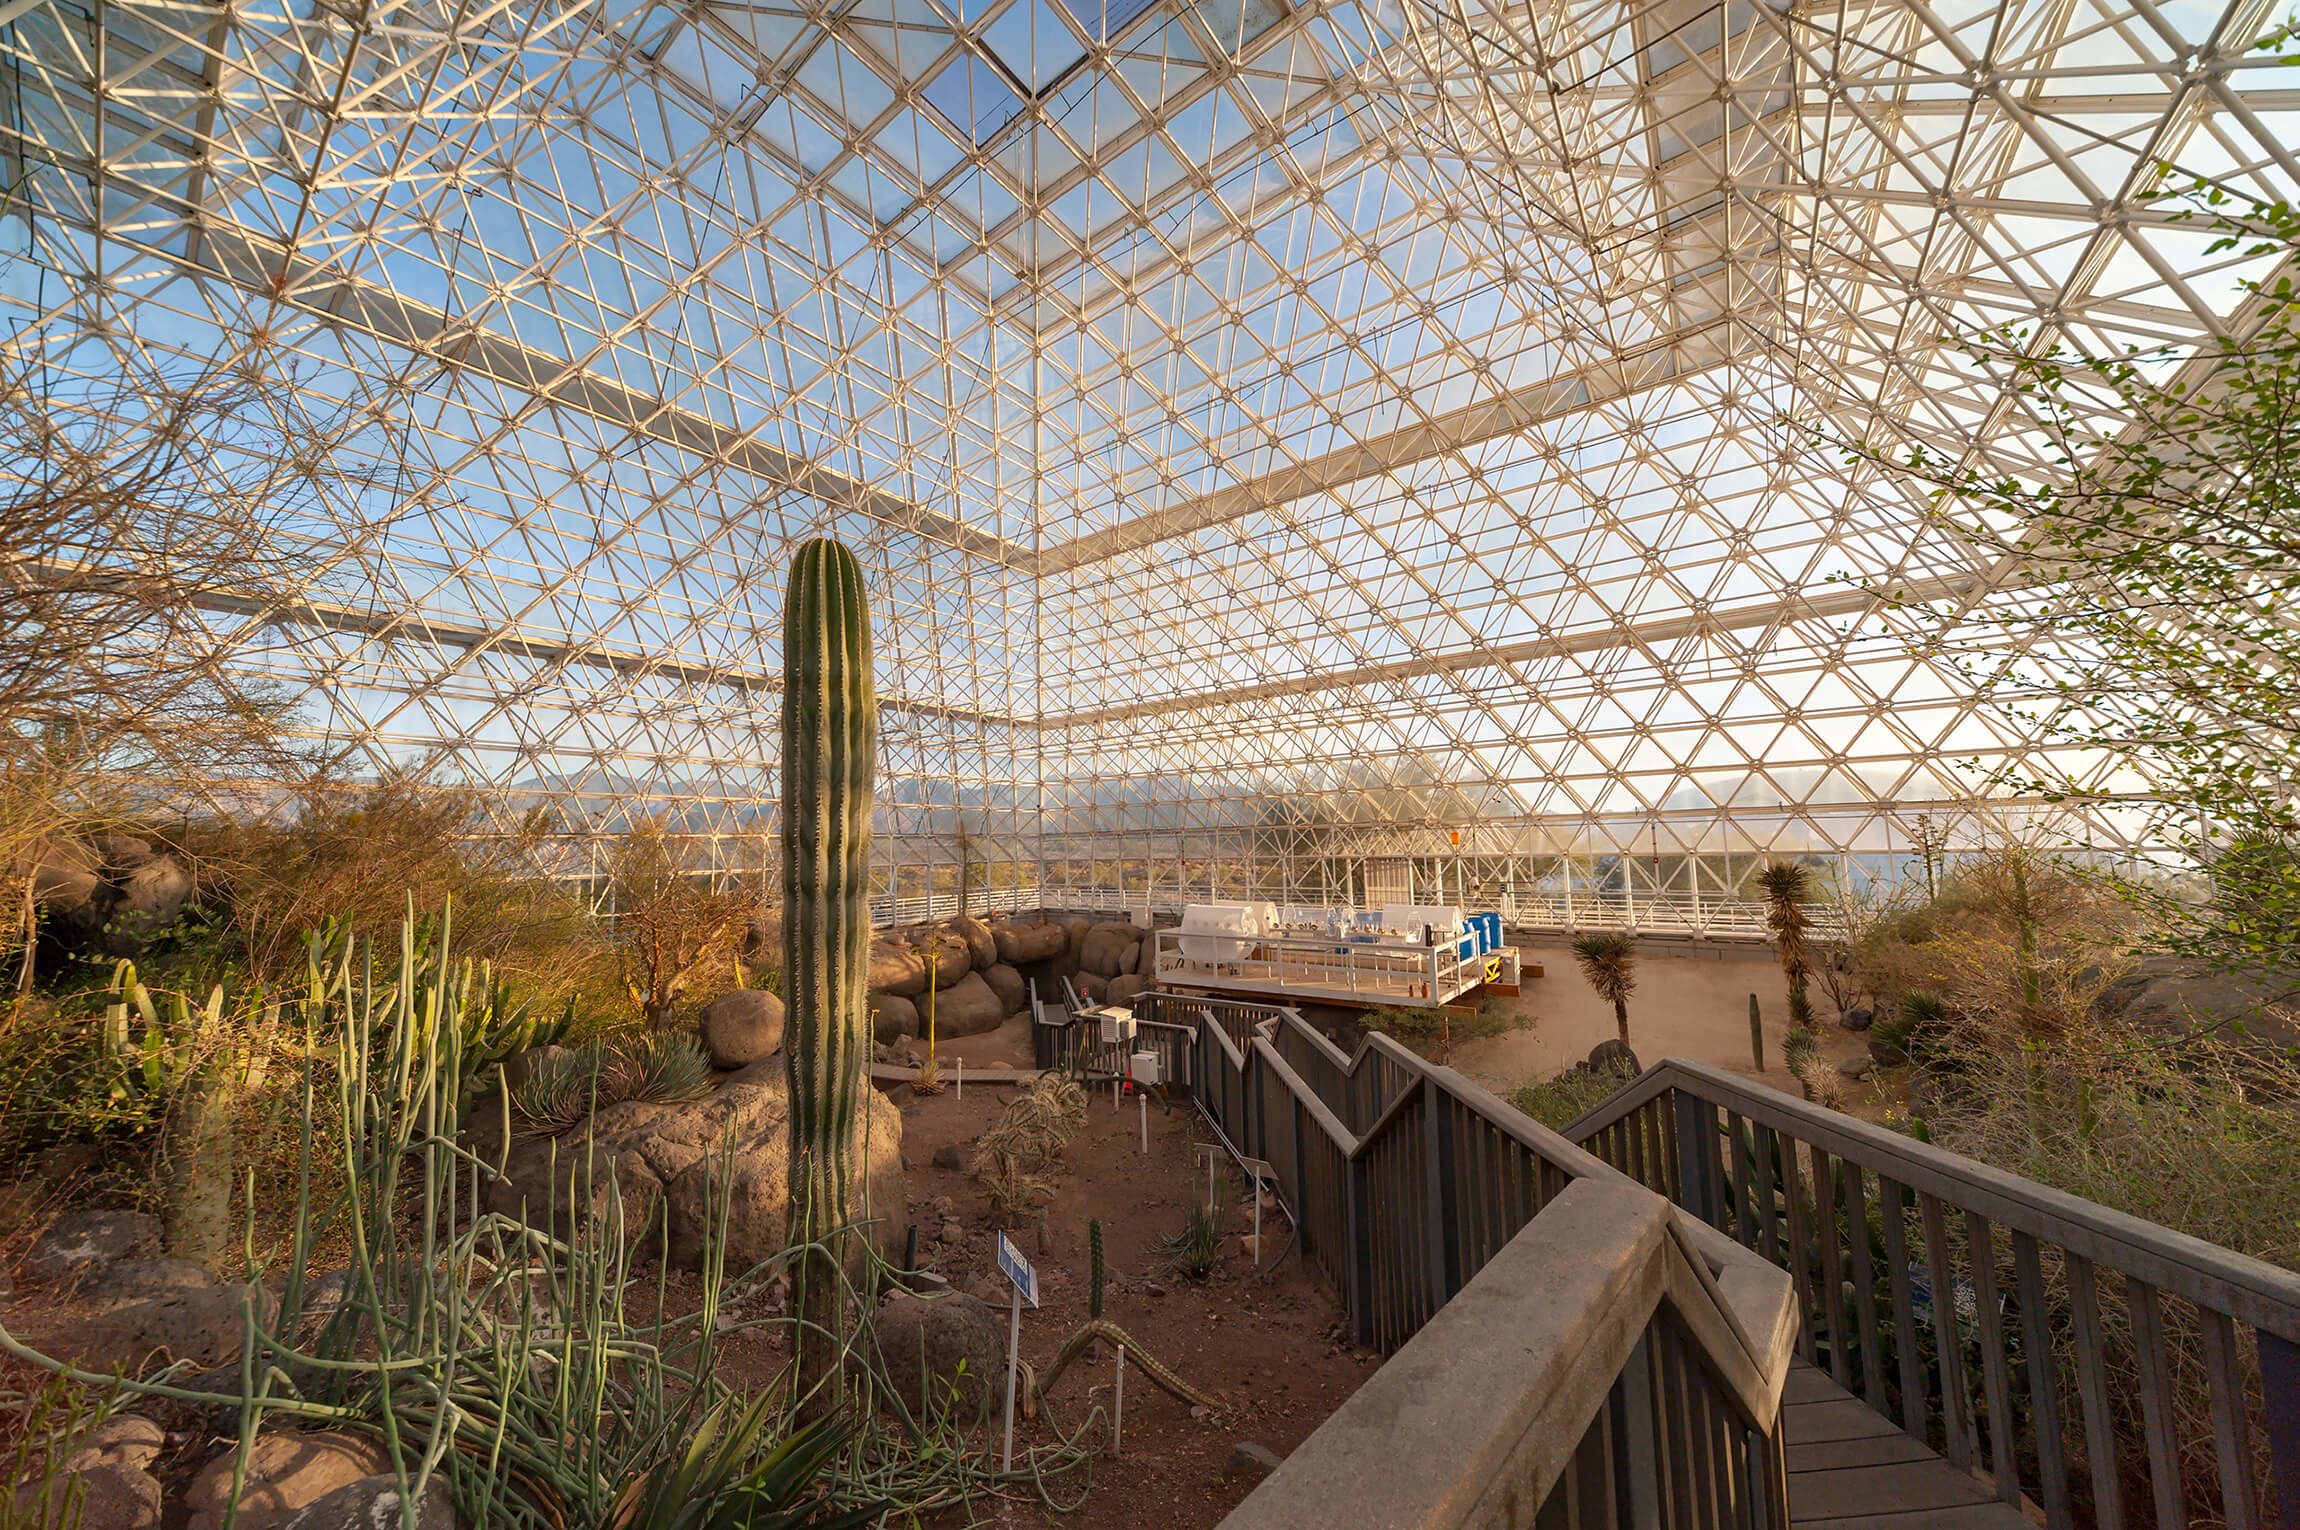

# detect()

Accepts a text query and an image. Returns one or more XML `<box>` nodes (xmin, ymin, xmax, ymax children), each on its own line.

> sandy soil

<box><xmin>1449</xmin><ymin>937</ymin><xmax>1874</xmax><ymax>1100</ymax></box>
<box><xmin>883</xmin><ymin>1030</ymin><xmax>1372</xmax><ymax>1529</ymax></box>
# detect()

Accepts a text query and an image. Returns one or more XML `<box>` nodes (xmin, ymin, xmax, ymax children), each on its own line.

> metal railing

<box><xmin>1565</xmin><ymin>1060</ymin><xmax>2300</xmax><ymax>1530</ymax></box>
<box><xmin>1025</xmin><ymin>886</ymin><xmax>1840</xmax><ymax>941</ymax></box>
<box><xmin>1145</xmin><ymin>992</ymin><xmax>1799</xmax><ymax>1528</ymax></box>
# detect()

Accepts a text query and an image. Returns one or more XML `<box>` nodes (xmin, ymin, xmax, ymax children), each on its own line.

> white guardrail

<box><xmin>996</xmin><ymin>888</ymin><xmax>1836</xmax><ymax>942</ymax></box>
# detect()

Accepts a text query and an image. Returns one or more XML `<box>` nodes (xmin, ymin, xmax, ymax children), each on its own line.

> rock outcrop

<box><xmin>925</xmin><ymin>972</ymin><xmax>1006</xmax><ymax>1038</ymax></box>
<box><xmin>483</xmin><ymin>1057</ymin><xmax>903</xmax><ymax>1272</ymax></box>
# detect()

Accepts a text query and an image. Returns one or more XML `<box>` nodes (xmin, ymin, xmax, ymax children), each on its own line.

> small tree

<box><xmin>1569</xmin><ymin>931</ymin><xmax>1638</xmax><ymax>1046</ymax></box>
<box><xmin>607</xmin><ymin>821</ymin><xmax>749</xmax><ymax>1027</ymax></box>
<box><xmin>1757</xmin><ymin>861</ymin><xmax>1815</xmax><ymax>1028</ymax></box>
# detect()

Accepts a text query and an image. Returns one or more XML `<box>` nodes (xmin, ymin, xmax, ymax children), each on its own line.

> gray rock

<box><xmin>699</xmin><ymin>989</ymin><xmax>786</xmax><ymax>1069</ymax></box>
<box><xmin>1586</xmin><ymin>1040</ymin><xmax>1641</xmax><ymax>1077</ymax></box>
<box><xmin>871</xmin><ymin>991</ymin><xmax>920</xmax><ymax>1043</ymax></box>
<box><xmin>1843</xmin><ymin>1006</ymin><xmax>1876</xmax><ymax>1032</ymax></box>
<box><xmin>25</xmin><ymin>1208</ymin><xmax>161</xmax><ymax>1281</ymax></box>
<box><xmin>1105</xmin><ymin>973</ymin><xmax>1149</xmax><ymax>1008</ymax></box>
<box><xmin>875</xmin><ymin>1291</ymin><xmax>1006</xmax><ymax>1423</ymax></box>
<box><xmin>930</xmin><ymin>1143</ymin><xmax>968</xmax><ymax>1171</ymax></box>
<box><xmin>486</xmin><ymin>1058</ymin><xmax>904</xmax><ymax>1274</ymax></box>
<box><xmin>82</xmin><ymin>1257</ymin><xmax>218</xmax><ymax>1302</ymax></box>
<box><xmin>281</xmin><ymin>1477</ymin><xmax>458</xmax><ymax>1530</ymax></box>
<box><xmin>979</xmin><ymin>962</ymin><xmax>1027</xmax><ymax>1015</ymax></box>
<box><xmin>1224</xmin><ymin>1441</ymin><xmax>1284</xmax><ymax>1484</ymax></box>
<box><xmin>1079</xmin><ymin>923</ymin><xmax>1138</xmax><ymax>979</ymax></box>
<box><xmin>75</xmin><ymin>1281</ymin><xmax>275</xmax><ymax>1373</ymax></box>
<box><xmin>1115</xmin><ymin>934</ymin><xmax>1143</xmax><ymax>976</ymax></box>
<box><xmin>924</xmin><ymin>972</ymin><xmax>1005</xmax><ymax>1038</ymax></box>
<box><xmin>187</xmin><ymin>1432</ymin><xmax>394</xmax><ymax>1530</ymax></box>
<box><xmin>1840</xmin><ymin>1054</ymin><xmax>1876</xmax><ymax>1081</ymax></box>
<box><xmin>499</xmin><ymin>1043</ymin><xmax>571</xmax><ymax>1095</ymax></box>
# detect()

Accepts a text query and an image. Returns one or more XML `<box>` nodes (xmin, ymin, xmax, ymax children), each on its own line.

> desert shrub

<box><xmin>605</xmin><ymin>819</ymin><xmax>757</xmax><ymax>1027</ymax></box>
<box><xmin>1507</xmin><ymin>1059</ymin><xmax>1635</xmax><ymax>1129</ymax></box>
<box><xmin>1917</xmin><ymin>1021</ymin><xmax>2299</xmax><ymax>1515</ymax></box>
<box><xmin>1365</xmin><ymin>1003</ymin><xmax>1516</xmax><ymax>1062</ymax></box>
<box><xmin>169</xmin><ymin>773</ymin><xmax>624</xmax><ymax>1018</ymax></box>
<box><xmin>1851</xmin><ymin>847</ymin><xmax>2139</xmax><ymax>1039</ymax></box>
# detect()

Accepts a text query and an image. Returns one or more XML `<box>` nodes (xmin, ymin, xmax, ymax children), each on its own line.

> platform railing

<box><xmin>1564</xmin><ymin>1059</ymin><xmax>2300</xmax><ymax>1530</ymax></box>
<box><xmin>1167</xmin><ymin>994</ymin><xmax>1799</xmax><ymax>1528</ymax></box>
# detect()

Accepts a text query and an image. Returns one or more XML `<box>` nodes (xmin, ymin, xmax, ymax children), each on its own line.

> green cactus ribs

<box><xmin>780</xmin><ymin>538</ymin><xmax>879</xmax><ymax>1402</ymax></box>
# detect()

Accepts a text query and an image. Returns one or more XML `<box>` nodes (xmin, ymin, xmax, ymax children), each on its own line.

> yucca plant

<box><xmin>779</xmin><ymin>538</ymin><xmax>879</xmax><ymax>1406</ymax></box>
<box><xmin>1568</xmin><ymin>931</ymin><xmax>1638</xmax><ymax>1048</ymax></box>
<box><xmin>1757</xmin><ymin>860</ymin><xmax>1816</xmax><ymax>1028</ymax></box>
<box><xmin>604</xmin><ymin>1030</ymin><xmax>715</xmax><ymax>1107</ymax></box>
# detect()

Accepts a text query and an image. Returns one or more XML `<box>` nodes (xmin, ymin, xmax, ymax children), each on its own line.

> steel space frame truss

<box><xmin>0</xmin><ymin>0</ymin><xmax>2291</xmax><ymax>911</ymax></box>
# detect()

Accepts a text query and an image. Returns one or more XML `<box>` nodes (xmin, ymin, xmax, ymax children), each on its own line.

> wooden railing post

<box><xmin>1345</xmin><ymin>1153</ymin><xmax>1375</xmax><ymax>1347</ymax></box>
<box><xmin>1609</xmin><ymin>1334</ymin><xmax>1663</xmax><ymax>1530</ymax></box>
<box><xmin>1672</xmin><ymin>1089</ymin><xmax>1722</xmax><ymax>1229</ymax></box>
<box><xmin>2263</xmin><ymin>1328</ymin><xmax>2300</xmax><ymax>1530</ymax></box>
<box><xmin>1423</xmin><ymin>1086</ymin><xmax>1461</xmax><ymax>1307</ymax></box>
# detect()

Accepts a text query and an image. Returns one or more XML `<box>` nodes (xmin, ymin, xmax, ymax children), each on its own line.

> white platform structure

<box><xmin>1154</xmin><ymin>906</ymin><xmax>1523</xmax><ymax>1009</ymax></box>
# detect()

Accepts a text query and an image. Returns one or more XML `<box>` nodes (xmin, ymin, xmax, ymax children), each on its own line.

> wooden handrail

<box><xmin>1220</xmin><ymin>1176</ymin><xmax>1795</xmax><ymax>1530</ymax></box>
<box><xmin>1565</xmin><ymin>1056</ymin><xmax>2300</xmax><ymax>1530</ymax></box>
<box><xmin>1568</xmin><ymin>1058</ymin><xmax>2300</xmax><ymax>1340</ymax></box>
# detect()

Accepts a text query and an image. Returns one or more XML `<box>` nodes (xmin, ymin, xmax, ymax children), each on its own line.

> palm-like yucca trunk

<box><xmin>1758</xmin><ymin>862</ymin><xmax>1814</xmax><ymax>1028</ymax></box>
<box><xmin>780</xmin><ymin>539</ymin><xmax>877</xmax><ymax>1406</ymax></box>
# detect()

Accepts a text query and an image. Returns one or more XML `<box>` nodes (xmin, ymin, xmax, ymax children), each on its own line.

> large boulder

<box><xmin>25</xmin><ymin>1208</ymin><xmax>160</xmax><ymax>1282</ymax></box>
<box><xmin>14</xmin><ymin>1457</ymin><xmax>160</xmax><ymax>1528</ymax></box>
<box><xmin>699</xmin><ymin>989</ymin><xmax>785</xmax><ymax>1069</ymax></box>
<box><xmin>992</xmin><ymin>921</ymin><xmax>1067</xmax><ymax>965</ymax></box>
<box><xmin>40</xmin><ymin>835</ymin><xmax>195</xmax><ymax>959</ymax></box>
<box><xmin>951</xmin><ymin>916</ymin><xmax>998</xmax><ymax>970</ymax></box>
<box><xmin>2095</xmin><ymin>959</ymin><xmax>2300</xmax><ymax>1052</ymax></box>
<box><xmin>870</xmin><ymin>938</ymin><xmax>929</xmax><ymax>998</ymax></box>
<box><xmin>913</xmin><ymin>928</ymin><xmax>973</xmax><ymax>989</ymax></box>
<box><xmin>875</xmin><ymin>1291</ymin><xmax>1006</xmax><ymax>1424</ymax></box>
<box><xmin>927</xmin><ymin>972</ymin><xmax>1007</xmax><ymax>1039</ymax></box>
<box><xmin>1116</xmin><ymin>933</ymin><xmax>1143</xmax><ymax>976</ymax></box>
<box><xmin>979</xmin><ymin>962</ymin><xmax>1027</xmax><ymax>1015</ymax></box>
<box><xmin>1105</xmin><ymin>973</ymin><xmax>1149</xmax><ymax>1008</ymax></box>
<box><xmin>1587</xmin><ymin>1040</ymin><xmax>1641</xmax><ymax>1078</ymax></box>
<box><xmin>485</xmin><ymin>1058</ymin><xmax>903</xmax><ymax>1274</ymax></box>
<box><xmin>186</xmin><ymin>1432</ymin><xmax>392</xmax><ymax>1530</ymax></box>
<box><xmin>871</xmin><ymin>991</ymin><xmax>920</xmax><ymax>1043</ymax></box>
<box><xmin>1079</xmin><ymin>923</ymin><xmax>1138</xmax><ymax>979</ymax></box>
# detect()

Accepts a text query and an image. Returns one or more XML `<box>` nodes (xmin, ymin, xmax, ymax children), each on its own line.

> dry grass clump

<box><xmin>972</xmin><ymin>1074</ymin><xmax>1087</xmax><ymax>1232</ymax></box>
<box><xmin>1853</xmin><ymin>847</ymin><xmax>2141</xmax><ymax>1041</ymax></box>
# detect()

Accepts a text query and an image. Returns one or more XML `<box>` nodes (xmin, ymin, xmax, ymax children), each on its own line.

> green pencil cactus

<box><xmin>780</xmin><ymin>538</ymin><xmax>879</xmax><ymax>1399</ymax></box>
<box><xmin>1089</xmin><ymin>1219</ymin><xmax>1106</xmax><ymax>1321</ymax></box>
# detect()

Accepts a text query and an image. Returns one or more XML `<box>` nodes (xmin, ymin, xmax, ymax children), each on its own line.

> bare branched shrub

<box><xmin>606</xmin><ymin>819</ymin><xmax>755</xmax><ymax>1027</ymax></box>
<box><xmin>0</xmin><ymin>348</ymin><xmax>409</xmax><ymax>988</ymax></box>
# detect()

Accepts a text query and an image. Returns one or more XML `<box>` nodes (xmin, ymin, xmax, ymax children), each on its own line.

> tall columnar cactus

<box><xmin>780</xmin><ymin>538</ymin><xmax>878</xmax><ymax>1392</ymax></box>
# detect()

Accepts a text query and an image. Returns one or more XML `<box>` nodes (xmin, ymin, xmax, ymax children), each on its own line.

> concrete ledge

<box><xmin>1220</xmin><ymin>1178</ymin><xmax>1670</xmax><ymax>1530</ymax></box>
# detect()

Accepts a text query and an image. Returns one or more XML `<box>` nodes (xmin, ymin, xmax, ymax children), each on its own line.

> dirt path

<box><xmin>1451</xmin><ymin>938</ymin><xmax>1874</xmax><ymax>1100</ymax></box>
<box><xmin>890</xmin><ymin>1024</ymin><xmax>1371</xmax><ymax>1528</ymax></box>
